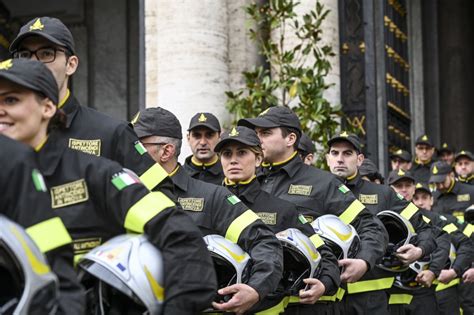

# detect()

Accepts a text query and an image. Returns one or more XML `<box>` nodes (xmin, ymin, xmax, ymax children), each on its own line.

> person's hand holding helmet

<box><xmin>298</xmin><ymin>278</ymin><xmax>326</xmax><ymax>304</ymax></box>
<box><xmin>415</xmin><ymin>269</ymin><xmax>436</xmax><ymax>287</ymax></box>
<box><xmin>339</xmin><ymin>258</ymin><xmax>369</xmax><ymax>283</ymax></box>
<box><xmin>396</xmin><ymin>244</ymin><xmax>423</xmax><ymax>264</ymax></box>
<box><xmin>211</xmin><ymin>284</ymin><xmax>259</xmax><ymax>314</ymax></box>
<box><xmin>462</xmin><ymin>268</ymin><xmax>474</xmax><ymax>283</ymax></box>
<box><xmin>438</xmin><ymin>269</ymin><xmax>458</xmax><ymax>284</ymax></box>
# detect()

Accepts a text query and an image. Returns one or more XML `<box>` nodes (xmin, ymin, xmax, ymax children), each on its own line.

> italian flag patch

<box><xmin>338</xmin><ymin>184</ymin><xmax>350</xmax><ymax>194</ymax></box>
<box><xmin>226</xmin><ymin>195</ymin><xmax>241</xmax><ymax>205</ymax></box>
<box><xmin>298</xmin><ymin>214</ymin><xmax>308</xmax><ymax>224</ymax></box>
<box><xmin>134</xmin><ymin>141</ymin><xmax>147</xmax><ymax>155</ymax></box>
<box><xmin>111</xmin><ymin>169</ymin><xmax>141</xmax><ymax>190</ymax></box>
<box><xmin>32</xmin><ymin>169</ymin><xmax>47</xmax><ymax>192</ymax></box>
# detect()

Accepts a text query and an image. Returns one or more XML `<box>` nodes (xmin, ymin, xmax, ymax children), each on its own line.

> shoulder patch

<box><xmin>298</xmin><ymin>214</ymin><xmax>308</xmax><ymax>224</ymax></box>
<box><xmin>68</xmin><ymin>138</ymin><xmax>101</xmax><ymax>156</ymax></box>
<box><xmin>31</xmin><ymin>169</ymin><xmax>47</xmax><ymax>192</ymax></box>
<box><xmin>396</xmin><ymin>192</ymin><xmax>405</xmax><ymax>200</ymax></box>
<box><xmin>178</xmin><ymin>197</ymin><xmax>204</xmax><ymax>212</ymax></box>
<box><xmin>72</xmin><ymin>237</ymin><xmax>102</xmax><ymax>255</ymax></box>
<box><xmin>51</xmin><ymin>179</ymin><xmax>89</xmax><ymax>208</ymax></box>
<box><xmin>256</xmin><ymin>212</ymin><xmax>277</xmax><ymax>225</ymax></box>
<box><xmin>457</xmin><ymin>194</ymin><xmax>470</xmax><ymax>202</ymax></box>
<box><xmin>288</xmin><ymin>184</ymin><xmax>313</xmax><ymax>196</ymax></box>
<box><xmin>111</xmin><ymin>169</ymin><xmax>141</xmax><ymax>190</ymax></box>
<box><xmin>338</xmin><ymin>184</ymin><xmax>350</xmax><ymax>194</ymax></box>
<box><xmin>134</xmin><ymin>141</ymin><xmax>147</xmax><ymax>155</ymax></box>
<box><xmin>359</xmin><ymin>194</ymin><xmax>378</xmax><ymax>205</ymax></box>
<box><xmin>226</xmin><ymin>195</ymin><xmax>241</xmax><ymax>205</ymax></box>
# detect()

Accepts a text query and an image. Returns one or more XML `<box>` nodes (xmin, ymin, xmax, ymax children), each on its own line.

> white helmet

<box><xmin>276</xmin><ymin>228</ymin><xmax>322</xmax><ymax>295</ymax></box>
<box><xmin>0</xmin><ymin>214</ymin><xmax>59</xmax><ymax>315</ymax></box>
<box><xmin>311</xmin><ymin>215</ymin><xmax>360</xmax><ymax>260</ymax></box>
<box><xmin>78</xmin><ymin>234</ymin><xmax>164</xmax><ymax>315</ymax></box>
<box><xmin>376</xmin><ymin>210</ymin><xmax>417</xmax><ymax>272</ymax></box>
<box><xmin>394</xmin><ymin>255</ymin><xmax>432</xmax><ymax>291</ymax></box>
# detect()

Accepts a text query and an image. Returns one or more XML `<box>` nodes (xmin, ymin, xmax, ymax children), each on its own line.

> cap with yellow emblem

<box><xmin>327</xmin><ymin>131</ymin><xmax>361</xmax><ymax>153</ymax></box>
<box><xmin>414</xmin><ymin>182</ymin><xmax>432</xmax><ymax>195</ymax></box>
<box><xmin>428</xmin><ymin>161</ymin><xmax>453</xmax><ymax>183</ymax></box>
<box><xmin>438</xmin><ymin>142</ymin><xmax>455</xmax><ymax>154</ymax></box>
<box><xmin>131</xmin><ymin>107</ymin><xmax>183</xmax><ymax>139</ymax></box>
<box><xmin>387</xmin><ymin>169</ymin><xmax>416</xmax><ymax>185</ymax></box>
<box><xmin>214</xmin><ymin>126</ymin><xmax>261</xmax><ymax>153</ymax></box>
<box><xmin>415</xmin><ymin>134</ymin><xmax>433</xmax><ymax>147</ymax></box>
<box><xmin>187</xmin><ymin>112</ymin><xmax>221</xmax><ymax>132</ymax></box>
<box><xmin>454</xmin><ymin>150</ymin><xmax>474</xmax><ymax>162</ymax></box>
<box><xmin>390</xmin><ymin>149</ymin><xmax>412</xmax><ymax>162</ymax></box>
<box><xmin>10</xmin><ymin>17</ymin><xmax>75</xmax><ymax>54</ymax></box>
<box><xmin>238</xmin><ymin>106</ymin><xmax>302</xmax><ymax>135</ymax></box>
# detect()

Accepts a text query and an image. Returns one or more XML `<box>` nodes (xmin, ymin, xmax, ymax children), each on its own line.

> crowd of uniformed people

<box><xmin>1</xmin><ymin>16</ymin><xmax>473</xmax><ymax>315</ymax></box>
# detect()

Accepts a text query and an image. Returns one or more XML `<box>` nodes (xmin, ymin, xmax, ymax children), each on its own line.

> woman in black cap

<box><xmin>215</xmin><ymin>125</ymin><xmax>340</xmax><ymax>314</ymax></box>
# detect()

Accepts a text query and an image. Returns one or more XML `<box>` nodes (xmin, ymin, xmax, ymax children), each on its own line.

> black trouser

<box><xmin>342</xmin><ymin>290</ymin><xmax>390</xmax><ymax>315</ymax></box>
<box><xmin>436</xmin><ymin>286</ymin><xmax>461</xmax><ymax>315</ymax></box>
<box><xmin>459</xmin><ymin>282</ymin><xmax>474</xmax><ymax>315</ymax></box>
<box><xmin>284</xmin><ymin>302</ymin><xmax>334</xmax><ymax>315</ymax></box>
<box><xmin>406</xmin><ymin>288</ymin><xmax>439</xmax><ymax>315</ymax></box>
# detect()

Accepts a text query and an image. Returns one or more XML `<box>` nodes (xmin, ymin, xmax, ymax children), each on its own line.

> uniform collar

<box><xmin>224</xmin><ymin>176</ymin><xmax>260</xmax><ymax>203</ymax></box>
<box><xmin>442</xmin><ymin>178</ymin><xmax>457</xmax><ymax>195</ymax></box>
<box><xmin>184</xmin><ymin>155</ymin><xmax>222</xmax><ymax>175</ymax></box>
<box><xmin>58</xmin><ymin>89</ymin><xmax>70</xmax><ymax>109</ymax></box>
<box><xmin>345</xmin><ymin>171</ymin><xmax>362</xmax><ymax>187</ymax></box>
<box><xmin>458</xmin><ymin>174</ymin><xmax>474</xmax><ymax>183</ymax></box>
<box><xmin>169</xmin><ymin>164</ymin><xmax>189</xmax><ymax>192</ymax></box>
<box><xmin>35</xmin><ymin>131</ymin><xmax>67</xmax><ymax>177</ymax></box>
<box><xmin>261</xmin><ymin>151</ymin><xmax>302</xmax><ymax>178</ymax></box>
<box><xmin>61</xmin><ymin>91</ymin><xmax>80</xmax><ymax>128</ymax></box>
<box><xmin>414</xmin><ymin>158</ymin><xmax>432</xmax><ymax>166</ymax></box>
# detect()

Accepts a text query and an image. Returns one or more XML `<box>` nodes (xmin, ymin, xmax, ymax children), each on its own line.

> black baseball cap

<box><xmin>298</xmin><ymin>133</ymin><xmax>315</xmax><ymax>153</ymax></box>
<box><xmin>10</xmin><ymin>17</ymin><xmax>75</xmax><ymax>54</ymax></box>
<box><xmin>429</xmin><ymin>161</ymin><xmax>453</xmax><ymax>183</ymax></box>
<box><xmin>415</xmin><ymin>134</ymin><xmax>433</xmax><ymax>147</ymax></box>
<box><xmin>238</xmin><ymin>106</ymin><xmax>302</xmax><ymax>135</ymax></box>
<box><xmin>132</xmin><ymin>107</ymin><xmax>182</xmax><ymax>139</ymax></box>
<box><xmin>455</xmin><ymin>150</ymin><xmax>474</xmax><ymax>162</ymax></box>
<box><xmin>387</xmin><ymin>169</ymin><xmax>415</xmax><ymax>185</ymax></box>
<box><xmin>414</xmin><ymin>182</ymin><xmax>432</xmax><ymax>195</ymax></box>
<box><xmin>0</xmin><ymin>58</ymin><xmax>58</xmax><ymax>104</ymax></box>
<box><xmin>390</xmin><ymin>149</ymin><xmax>412</xmax><ymax>162</ymax></box>
<box><xmin>438</xmin><ymin>142</ymin><xmax>455</xmax><ymax>154</ymax></box>
<box><xmin>214</xmin><ymin>126</ymin><xmax>260</xmax><ymax>153</ymax></box>
<box><xmin>359</xmin><ymin>158</ymin><xmax>380</xmax><ymax>177</ymax></box>
<box><xmin>327</xmin><ymin>131</ymin><xmax>361</xmax><ymax>153</ymax></box>
<box><xmin>188</xmin><ymin>112</ymin><xmax>221</xmax><ymax>132</ymax></box>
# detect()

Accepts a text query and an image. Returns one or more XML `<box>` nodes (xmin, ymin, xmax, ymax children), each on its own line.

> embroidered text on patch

<box><xmin>288</xmin><ymin>184</ymin><xmax>312</xmax><ymax>196</ymax></box>
<box><xmin>178</xmin><ymin>198</ymin><xmax>205</xmax><ymax>211</ymax></box>
<box><xmin>457</xmin><ymin>194</ymin><xmax>471</xmax><ymax>202</ymax></box>
<box><xmin>51</xmin><ymin>179</ymin><xmax>89</xmax><ymax>208</ymax></box>
<box><xmin>256</xmin><ymin>212</ymin><xmax>277</xmax><ymax>225</ymax></box>
<box><xmin>359</xmin><ymin>194</ymin><xmax>378</xmax><ymax>204</ymax></box>
<box><xmin>69</xmin><ymin>138</ymin><xmax>101</xmax><ymax>156</ymax></box>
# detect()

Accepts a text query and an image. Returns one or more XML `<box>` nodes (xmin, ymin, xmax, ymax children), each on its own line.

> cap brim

<box><xmin>328</xmin><ymin>137</ymin><xmax>360</xmax><ymax>152</ymax></box>
<box><xmin>238</xmin><ymin>117</ymin><xmax>280</xmax><ymax>129</ymax></box>
<box><xmin>415</xmin><ymin>187</ymin><xmax>431</xmax><ymax>194</ymax></box>
<box><xmin>187</xmin><ymin>123</ymin><xmax>220</xmax><ymax>132</ymax></box>
<box><xmin>0</xmin><ymin>72</ymin><xmax>45</xmax><ymax>97</ymax></box>
<box><xmin>415</xmin><ymin>141</ymin><xmax>433</xmax><ymax>147</ymax></box>
<box><xmin>10</xmin><ymin>32</ymin><xmax>68</xmax><ymax>53</ymax></box>
<box><xmin>214</xmin><ymin>138</ymin><xmax>259</xmax><ymax>153</ymax></box>
<box><xmin>429</xmin><ymin>174</ymin><xmax>448</xmax><ymax>183</ymax></box>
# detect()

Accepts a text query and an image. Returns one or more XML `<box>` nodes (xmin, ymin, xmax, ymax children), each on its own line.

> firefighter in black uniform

<box><xmin>238</xmin><ymin>107</ymin><xmax>388</xmax><ymax>315</ymax></box>
<box><xmin>411</xmin><ymin>135</ymin><xmax>436</xmax><ymax>184</ymax></box>
<box><xmin>132</xmin><ymin>107</ymin><xmax>283</xmax><ymax>314</ymax></box>
<box><xmin>413</xmin><ymin>183</ymin><xmax>474</xmax><ymax>315</ymax></box>
<box><xmin>454</xmin><ymin>150</ymin><xmax>474</xmax><ymax>185</ymax></box>
<box><xmin>214</xmin><ymin>125</ymin><xmax>340</xmax><ymax>313</ymax></box>
<box><xmin>297</xmin><ymin>132</ymin><xmax>315</xmax><ymax>166</ymax></box>
<box><xmin>438</xmin><ymin>142</ymin><xmax>456</xmax><ymax>166</ymax></box>
<box><xmin>0</xmin><ymin>58</ymin><xmax>217</xmax><ymax>314</ymax></box>
<box><xmin>390</xmin><ymin>149</ymin><xmax>412</xmax><ymax>172</ymax></box>
<box><xmin>183</xmin><ymin>112</ymin><xmax>225</xmax><ymax>185</ymax></box>
<box><xmin>9</xmin><ymin>16</ymin><xmax>171</xmax><ymax>194</ymax></box>
<box><xmin>0</xmin><ymin>134</ymin><xmax>84</xmax><ymax>314</ymax></box>
<box><xmin>325</xmin><ymin>132</ymin><xmax>436</xmax><ymax>315</ymax></box>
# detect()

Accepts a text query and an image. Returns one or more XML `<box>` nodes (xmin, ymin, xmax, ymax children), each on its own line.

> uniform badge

<box><xmin>178</xmin><ymin>197</ymin><xmax>204</xmax><ymax>212</ymax></box>
<box><xmin>0</xmin><ymin>59</ymin><xmax>13</xmax><ymax>70</ymax></box>
<box><xmin>69</xmin><ymin>138</ymin><xmax>101</xmax><ymax>156</ymax></box>
<box><xmin>288</xmin><ymin>184</ymin><xmax>312</xmax><ymax>196</ymax></box>
<box><xmin>31</xmin><ymin>169</ymin><xmax>47</xmax><ymax>192</ymax></box>
<box><xmin>457</xmin><ymin>194</ymin><xmax>470</xmax><ymax>202</ymax></box>
<box><xmin>303</xmin><ymin>215</ymin><xmax>314</xmax><ymax>223</ymax></box>
<box><xmin>337</xmin><ymin>184</ymin><xmax>350</xmax><ymax>194</ymax></box>
<box><xmin>134</xmin><ymin>141</ymin><xmax>147</xmax><ymax>155</ymax></box>
<box><xmin>73</xmin><ymin>237</ymin><xmax>102</xmax><ymax>255</ymax></box>
<box><xmin>298</xmin><ymin>214</ymin><xmax>308</xmax><ymax>224</ymax></box>
<box><xmin>51</xmin><ymin>179</ymin><xmax>89</xmax><ymax>208</ymax></box>
<box><xmin>111</xmin><ymin>169</ymin><xmax>141</xmax><ymax>191</ymax></box>
<box><xmin>226</xmin><ymin>195</ymin><xmax>241</xmax><ymax>205</ymax></box>
<box><xmin>359</xmin><ymin>194</ymin><xmax>378</xmax><ymax>204</ymax></box>
<box><xmin>396</xmin><ymin>192</ymin><xmax>405</xmax><ymax>200</ymax></box>
<box><xmin>256</xmin><ymin>212</ymin><xmax>277</xmax><ymax>225</ymax></box>
<box><xmin>29</xmin><ymin>18</ymin><xmax>44</xmax><ymax>31</ymax></box>
<box><xmin>198</xmin><ymin>113</ymin><xmax>207</xmax><ymax>122</ymax></box>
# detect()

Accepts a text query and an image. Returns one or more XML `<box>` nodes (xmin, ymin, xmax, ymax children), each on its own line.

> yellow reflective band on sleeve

<box><xmin>339</xmin><ymin>199</ymin><xmax>365</xmax><ymax>225</ymax></box>
<box><xmin>336</xmin><ymin>287</ymin><xmax>346</xmax><ymax>300</ymax></box>
<box><xmin>463</xmin><ymin>224</ymin><xmax>474</xmax><ymax>237</ymax></box>
<box><xmin>288</xmin><ymin>296</ymin><xmax>300</xmax><ymax>304</ymax></box>
<box><xmin>389</xmin><ymin>294</ymin><xmax>413</xmax><ymax>305</ymax></box>
<box><xmin>255</xmin><ymin>297</ymin><xmax>289</xmax><ymax>314</ymax></box>
<box><xmin>400</xmin><ymin>203</ymin><xmax>419</xmax><ymax>220</ymax></box>
<box><xmin>318</xmin><ymin>294</ymin><xmax>337</xmax><ymax>302</ymax></box>
<box><xmin>347</xmin><ymin>277</ymin><xmax>395</xmax><ymax>294</ymax></box>
<box><xmin>26</xmin><ymin>217</ymin><xmax>72</xmax><ymax>253</ymax></box>
<box><xmin>435</xmin><ymin>278</ymin><xmax>461</xmax><ymax>292</ymax></box>
<box><xmin>225</xmin><ymin>210</ymin><xmax>260</xmax><ymax>243</ymax></box>
<box><xmin>309</xmin><ymin>234</ymin><xmax>325</xmax><ymax>249</ymax></box>
<box><xmin>443</xmin><ymin>223</ymin><xmax>458</xmax><ymax>234</ymax></box>
<box><xmin>124</xmin><ymin>192</ymin><xmax>175</xmax><ymax>233</ymax></box>
<box><xmin>422</xmin><ymin>215</ymin><xmax>431</xmax><ymax>223</ymax></box>
<box><xmin>139</xmin><ymin>163</ymin><xmax>169</xmax><ymax>190</ymax></box>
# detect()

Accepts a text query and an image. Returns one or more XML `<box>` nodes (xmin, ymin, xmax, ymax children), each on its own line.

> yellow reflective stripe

<box><xmin>288</xmin><ymin>296</ymin><xmax>300</xmax><ymax>303</ymax></box>
<box><xmin>435</xmin><ymin>278</ymin><xmax>461</xmax><ymax>292</ymax></box>
<box><xmin>139</xmin><ymin>163</ymin><xmax>168</xmax><ymax>190</ymax></box>
<box><xmin>225</xmin><ymin>210</ymin><xmax>260</xmax><ymax>243</ymax></box>
<box><xmin>400</xmin><ymin>203</ymin><xmax>418</xmax><ymax>220</ymax></box>
<box><xmin>347</xmin><ymin>277</ymin><xmax>395</xmax><ymax>294</ymax></box>
<box><xmin>389</xmin><ymin>294</ymin><xmax>413</xmax><ymax>305</ymax></box>
<box><xmin>319</xmin><ymin>293</ymin><xmax>337</xmax><ymax>302</ymax></box>
<box><xmin>339</xmin><ymin>199</ymin><xmax>365</xmax><ymax>225</ymax></box>
<box><xmin>26</xmin><ymin>217</ymin><xmax>72</xmax><ymax>253</ymax></box>
<box><xmin>423</xmin><ymin>215</ymin><xmax>431</xmax><ymax>223</ymax></box>
<box><xmin>463</xmin><ymin>224</ymin><xmax>474</xmax><ymax>237</ymax></box>
<box><xmin>144</xmin><ymin>265</ymin><xmax>165</xmax><ymax>301</ymax></box>
<box><xmin>255</xmin><ymin>297</ymin><xmax>289</xmax><ymax>314</ymax></box>
<box><xmin>336</xmin><ymin>287</ymin><xmax>346</xmax><ymax>300</ymax></box>
<box><xmin>124</xmin><ymin>192</ymin><xmax>175</xmax><ymax>233</ymax></box>
<box><xmin>309</xmin><ymin>234</ymin><xmax>325</xmax><ymax>249</ymax></box>
<box><xmin>443</xmin><ymin>223</ymin><xmax>458</xmax><ymax>234</ymax></box>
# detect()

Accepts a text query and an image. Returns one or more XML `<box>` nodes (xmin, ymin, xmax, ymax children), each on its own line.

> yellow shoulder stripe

<box><xmin>125</xmin><ymin>192</ymin><xmax>175</xmax><ymax>233</ymax></box>
<box><xmin>225</xmin><ymin>210</ymin><xmax>260</xmax><ymax>243</ymax></box>
<box><xmin>26</xmin><ymin>217</ymin><xmax>72</xmax><ymax>253</ymax></box>
<box><xmin>339</xmin><ymin>199</ymin><xmax>365</xmax><ymax>225</ymax></box>
<box><xmin>400</xmin><ymin>203</ymin><xmax>418</xmax><ymax>220</ymax></box>
<box><xmin>139</xmin><ymin>163</ymin><xmax>168</xmax><ymax>191</ymax></box>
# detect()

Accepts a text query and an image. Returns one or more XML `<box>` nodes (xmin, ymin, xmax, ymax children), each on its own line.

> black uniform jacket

<box><xmin>1</xmin><ymin>135</ymin><xmax>84</xmax><ymax>315</ymax></box>
<box><xmin>170</xmin><ymin>165</ymin><xmax>283</xmax><ymax>300</ymax></box>
<box><xmin>411</xmin><ymin>159</ymin><xmax>435</xmax><ymax>184</ymax></box>
<box><xmin>59</xmin><ymin>92</ymin><xmax>173</xmax><ymax>193</ymax></box>
<box><xmin>37</xmin><ymin>133</ymin><xmax>217</xmax><ymax>314</ymax></box>
<box><xmin>257</xmin><ymin>153</ymin><xmax>387</xmax><ymax>270</ymax></box>
<box><xmin>433</xmin><ymin>181</ymin><xmax>474</xmax><ymax>223</ymax></box>
<box><xmin>225</xmin><ymin>177</ymin><xmax>340</xmax><ymax>296</ymax></box>
<box><xmin>183</xmin><ymin>155</ymin><xmax>225</xmax><ymax>185</ymax></box>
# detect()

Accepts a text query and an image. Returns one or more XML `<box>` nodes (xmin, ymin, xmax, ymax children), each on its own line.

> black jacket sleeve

<box><xmin>427</xmin><ymin>226</ymin><xmax>450</xmax><ymax>276</ymax></box>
